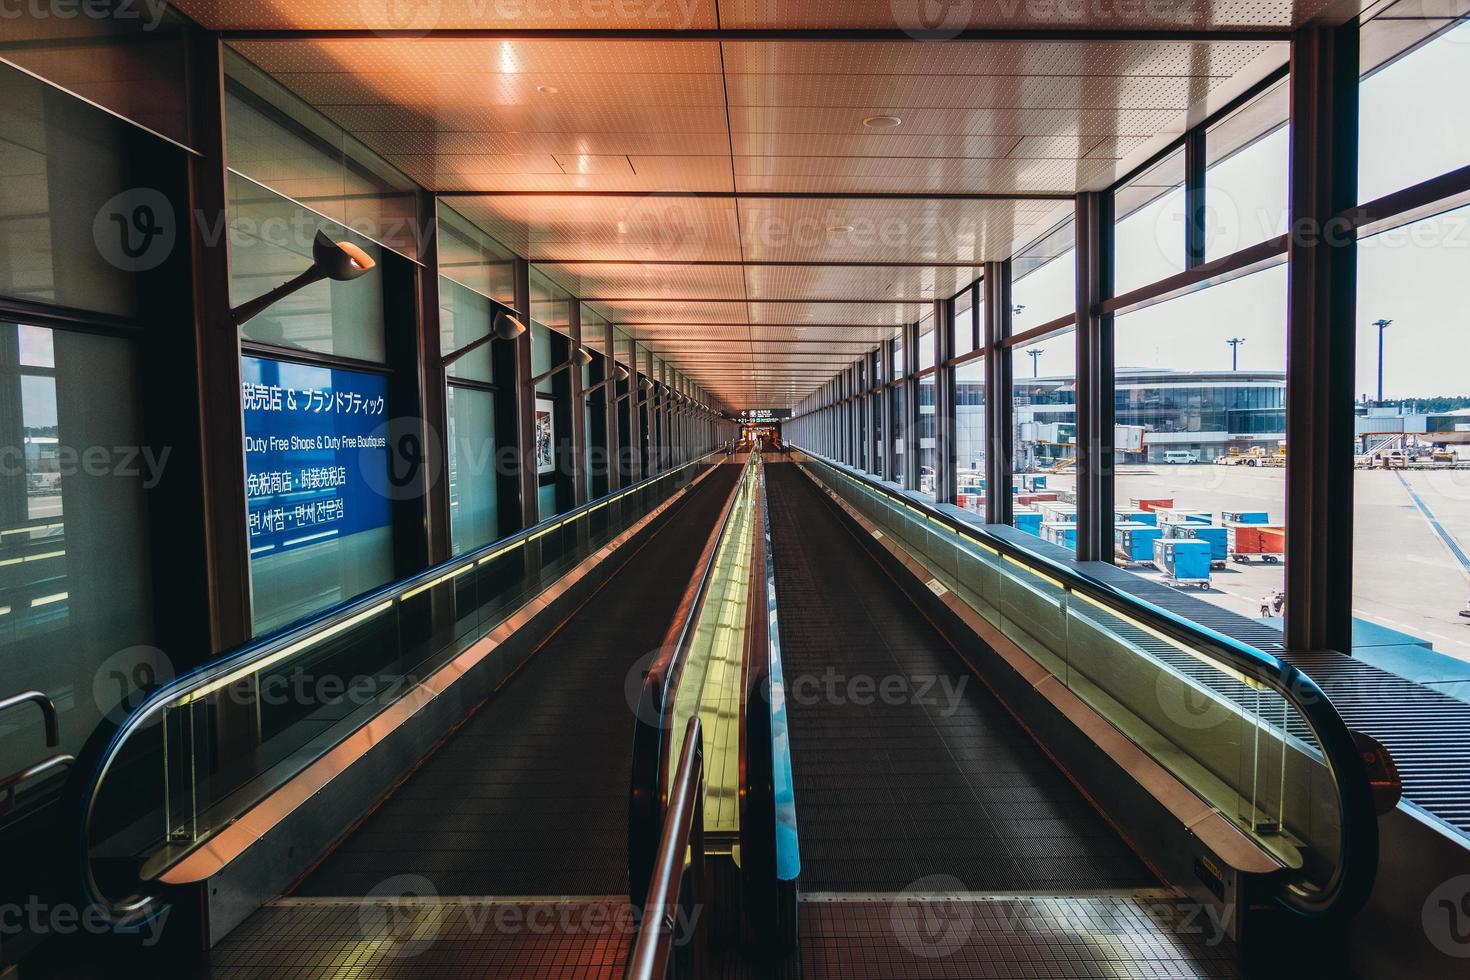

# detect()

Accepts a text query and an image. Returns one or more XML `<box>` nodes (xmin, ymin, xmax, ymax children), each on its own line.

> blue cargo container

<box><xmin>1013</xmin><ymin>511</ymin><xmax>1043</xmax><ymax>536</ymax></box>
<box><xmin>1041</xmin><ymin>521</ymin><xmax>1077</xmax><ymax>550</ymax></box>
<box><xmin>1115</xmin><ymin>522</ymin><xmax>1163</xmax><ymax>563</ymax></box>
<box><xmin>1023</xmin><ymin>474</ymin><xmax>1048</xmax><ymax>491</ymax></box>
<box><xmin>1222</xmin><ymin>510</ymin><xmax>1270</xmax><ymax>524</ymax></box>
<box><xmin>1157</xmin><ymin>509</ymin><xmax>1212</xmax><ymax>528</ymax></box>
<box><xmin>1153</xmin><ymin>538</ymin><xmax>1212</xmax><ymax>587</ymax></box>
<box><xmin>1115</xmin><ymin>508</ymin><xmax>1157</xmax><ymax>527</ymax></box>
<box><xmin>1164</xmin><ymin>524</ymin><xmax>1228</xmax><ymax>564</ymax></box>
<box><xmin>1038</xmin><ymin>502</ymin><xmax>1077</xmax><ymax>523</ymax></box>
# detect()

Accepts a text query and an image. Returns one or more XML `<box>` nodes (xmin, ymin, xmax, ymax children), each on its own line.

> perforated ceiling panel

<box><xmin>206</xmin><ymin>16</ymin><xmax>1299</xmax><ymax>405</ymax></box>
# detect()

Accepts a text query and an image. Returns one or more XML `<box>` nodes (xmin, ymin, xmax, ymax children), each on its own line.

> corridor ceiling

<box><xmin>169</xmin><ymin>0</ymin><xmax>1349</xmax><ymax>408</ymax></box>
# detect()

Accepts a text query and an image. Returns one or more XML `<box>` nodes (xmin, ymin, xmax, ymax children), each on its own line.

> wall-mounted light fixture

<box><xmin>231</xmin><ymin>230</ymin><xmax>376</xmax><ymax>327</ymax></box>
<box><xmin>492</xmin><ymin>310</ymin><xmax>528</xmax><ymax>340</ymax></box>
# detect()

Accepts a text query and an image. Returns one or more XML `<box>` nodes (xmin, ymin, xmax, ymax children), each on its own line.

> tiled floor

<box><xmin>201</xmin><ymin>892</ymin><xmax>1239</xmax><ymax>979</ymax></box>
<box><xmin>799</xmin><ymin>894</ymin><xmax>1242</xmax><ymax>979</ymax></box>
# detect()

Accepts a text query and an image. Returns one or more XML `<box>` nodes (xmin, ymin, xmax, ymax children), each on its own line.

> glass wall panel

<box><xmin>230</xmin><ymin>172</ymin><xmax>387</xmax><ymax>363</ymax></box>
<box><xmin>892</xmin><ymin>384</ymin><xmax>907</xmax><ymax>489</ymax></box>
<box><xmin>1011</xmin><ymin>330</ymin><xmax>1077</xmax><ymax>552</ymax></box>
<box><xmin>438</xmin><ymin>203</ymin><xmax>516</xmax><ymax>307</ymax></box>
<box><xmin>918</xmin><ymin>372</ymin><xmax>936</xmax><ymax>499</ymax></box>
<box><xmin>1113</xmin><ymin>266</ymin><xmax>1288</xmax><ymax>614</ymax></box>
<box><xmin>1359</xmin><ymin>17</ymin><xmax>1470</xmax><ymax>203</ymax></box>
<box><xmin>225</xmin><ymin>53</ymin><xmax>419</xmax><ymax>259</ymax></box>
<box><xmin>1352</xmin><ymin>201</ymin><xmax>1470</xmax><ymax>660</ymax></box>
<box><xmin>0</xmin><ymin>322</ymin><xmax>155</xmax><ymax>778</ymax></box>
<box><xmin>1012</xmin><ymin>218</ymin><xmax>1076</xmax><ymax>330</ymax></box>
<box><xmin>1114</xmin><ymin>147</ymin><xmax>1186</xmax><ymax>295</ymax></box>
<box><xmin>1206</xmin><ymin>78</ymin><xmax>1289</xmax><ymax>261</ymax></box>
<box><xmin>956</xmin><ymin>358</ymin><xmax>986</xmax><ymax>515</ymax></box>
<box><xmin>446</xmin><ymin>385</ymin><xmax>498</xmax><ymax>556</ymax></box>
<box><xmin>954</xmin><ymin>286</ymin><xmax>977</xmax><ymax>357</ymax></box>
<box><xmin>243</xmin><ymin>356</ymin><xmax>395</xmax><ymax>633</ymax></box>
<box><xmin>0</xmin><ymin>61</ymin><xmax>188</xmax><ymax>320</ymax></box>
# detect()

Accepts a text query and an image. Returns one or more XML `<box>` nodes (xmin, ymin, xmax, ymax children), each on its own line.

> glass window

<box><xmin>893</xmin><ymin>333</ymin><xmax>906</xmax><ymax>377</ymax></box>
<box><xmin>956</xmin><ymin>358</ymin><xmax>986</xmax><ymax>515</ymax></box>
<box><xmin>918</xmin><ymin>315</ymin><xmax>936</xmax><ymax>372</ymax></box>
<box><xmin>1359</xmin><ymin>16</ymin><xmax>1470</xmax><ymax>204</ymax></box>
<box><xmin>892</xmin><ymin>385</ymin><xmax>906</xmax><ymax>488</ymax></box>
<box><xmin>230</xmin><ymin>172</ymin><xmax>387</xmax><ymax>363</ymax></box>
<box><xmin>1206</xmin><ymin>77</ymin><xmax>1289</xmax><ymax>261</ymax></box>
<box><xmin>0</xmin><ymin>60</ymin><xmax>188</xmax><ymax>320</ymax></box>
<box><xmin>243</xmin><ymin>356</ymin><xmax>395</xmax><ymax>632</ymax></box>
<box><xmin>917</xmin><ymin>372</ymin><xmax>936</xmax><ymax>499</ymax></box>
<box><xmin>1111</xmin><ymin>266</ymin><xmax>1287</xmax><ymax>612</ymax></box>
<box><xmin>1012</xmin><ymin>218</ymin><xmax>1076</xmax><ymax>329</ymax></box>
<box><xmin>954</xmin><ymin>286</ymin><xmax>977</xmax><ymax>357</ymax></box>
<box><xmin>438</xmin><ymin>203</ymin><xmax>515</xmax><ymax>306</ymax></box>
<box><xmin>0</xmin><ymin>323</ymin><xmax>155</xmax><ymax>778</ymax></box>
<box><xmin>225</xmin><ymin>53</ymin><xmax>419</xmax><ymax>259</ymax></box>
<box><xmin>446</xmin><ymin>385</ymin><xmax>498</xmax><ymax>556</ymax></box>
<box><xmin>1114</xmin><ymin>147</ymin><xmax>1186</xmax><ymax>295</ymax></box>
<box><xmin>1011</xmin><ymin>330</ymin><xmax>1077</xmax><ymax>551</ymax></box>
<box><xmin>1352</xmin><ymin>201</ymin><xmax>1470</xmax><ymax>659</ymax></box>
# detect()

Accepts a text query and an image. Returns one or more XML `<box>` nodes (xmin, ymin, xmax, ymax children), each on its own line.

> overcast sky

<box><xmin>1012</xmin><ymin>21</ymin><xmax>1470</xmax><ymax>401</ymax></box>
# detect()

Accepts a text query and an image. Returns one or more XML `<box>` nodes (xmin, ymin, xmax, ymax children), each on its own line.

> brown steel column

<box><xmin>603</xmin><ymin>319</ymin><xmax>619</xmax><ymax>490</ymax></box>
<box><xmin>983</xmin><ymin>261</ymin><xmax>1013</xmax><ymax>526</ymax></box>
<box><xmin>1286</xmin><ymin>24</ymin><xmax>1359</xmax><ymax>653</ymax></box>
<box><xmin>187</xmin><ymin>34</ymin><xmax>251</xmax><ymax>649</ymax></box>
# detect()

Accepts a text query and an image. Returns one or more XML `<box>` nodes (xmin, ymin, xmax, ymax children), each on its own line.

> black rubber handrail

<box><xmin>790</xmin><ymin>445</ymin><xmax>1379</xmax><ymax>922</ymax></box>
<box><xmin>78</xmin><ymin>452</ymin><xmax>721</xmax><ymax>924</ymax></box>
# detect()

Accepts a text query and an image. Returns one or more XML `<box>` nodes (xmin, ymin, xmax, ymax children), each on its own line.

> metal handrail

<box><xmin>628</xmin><ymin>456</ymin><xmax>751</xmax><ymax>902</ymax></box>
<box><xmin>790</xmin><ymin>445</ymin><xmax>1379</xmax><ymax>922</ymax></box>
<box><xmin>78</xmin><ymin>451</ymin><xmax>721</xmax><ymax>923</ymax></box>
<box><xmin>0</xmin><ymin>690</ymin><xmax>61</xmax><ymax>747</ymax></box>
<box><xmin>625</xmin><ymin>717</ymin><xmax>706</xmax><ymax>980</ymax></box>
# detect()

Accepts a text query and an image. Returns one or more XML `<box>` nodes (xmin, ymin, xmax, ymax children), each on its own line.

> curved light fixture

<box><xmin>231</xmin><ymin>230</ymin><xmax>377</xmax><ymax>326</ymax></box>
<box><xmin>574</xmin><ymin>345</ymin><xmax>594</xmax><ymax>366</ymax></box>
<box><xmin>492</xmin><ymin>310</ymin><xmax>528</xmax><ymax>340</ymax></box>
<box><xmin>615</xmin><ymin>363</ymin><xmax>631</xmax><ymax>381</ymax></box>
<box><xmin>862</xmin><ymin>114</ymin><xmax>902</xmax><ymax>130</ymax></box>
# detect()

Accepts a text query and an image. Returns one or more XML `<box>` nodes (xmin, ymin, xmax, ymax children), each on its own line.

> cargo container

<box><xmin>956</xmin><ymin>493</ymin><xmax>985</xmax><ymax>513</ymax></box>
<box><xmin>1226</xmin><ymin>523</ymin><xmax>1284</xmax><ymax>564</ymax></box>
<box><xmin>1038</xmin><ymin>502</ymin><xmax>1077</xmax><ymax>523</ymax></box>
<box><xmin>1131</xmin><ymin>497</ymin><xmax>1174</xmax><ymax>512</ymax></box>
<box><xmin>1221</xmin><ymin>510</ymin><xmax>1270</xmax><ymax>525</ymax></box>
<box><xmin>1164</xmin><ymin>523</ymin><xmax>1228</xmax><ymax>565</ymax></box>
<box><xmin>1153</xmin><ymin>538</ymin><xmax>1212</xmax><ymax>588</ymax></box>
<box><xmin>1116</xmin><ymin>508</ymin><xmax>1157</xmax><ymax>527</ymax></box>
<box><xmin>1022</xmin><ymin>474</ymin><xmax>1048</xmax><ymax>491</ymax></box>
<box><xmin>1030</xmin><ymin>491</ymin><xmax>1060</xmax><ymax>503</ymax></box>
<box><xmin>1041</xmin><ymin>521</ymin><xmax>1077</xmax><ymax>550</ymax></box>
<box><xmin>1115</xmin><ymin>522</ymin><xmax>1163</xmax><ymax>563</ymax></box>
<box><xmin>1013</xmin><ymin>511</ymin><xmax>1043</xmax><ymax>536</ymax></box>
<box><xmin>1017</xmin><ymin>494</ymin><xmax>1035</xmax><ymax>507</ymax></box>
<box><xmin>1259</xmin><ymin>525</ymin><xmax>1286</xmax><ymax>555</ymax></box>
<box><xmin>1155</xmin><ymin>508</ymin><xmax>1212</xmax><ymax>527</ymax></box>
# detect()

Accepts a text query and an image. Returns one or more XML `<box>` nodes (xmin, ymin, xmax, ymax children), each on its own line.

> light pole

<box><xmin>1026</xmin><ymin>348</ymin><xmax>1043</xmax><ymax>378</ymax></box>
<box><xmin>1372</xmin><ymin>319</ymin><xmax>1393</xmax><ymax>403</ymax></box>
<box><xmin>1226</xmin><ymin>337</ymin><xmax>1246</xmax><ymax>371</ymax></box>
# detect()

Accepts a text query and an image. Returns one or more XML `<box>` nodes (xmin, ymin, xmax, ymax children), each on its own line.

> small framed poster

<box><xmin>535</xmin><ymin>396</ymin><xmax>555</xmax><ymax>475</ymax></box>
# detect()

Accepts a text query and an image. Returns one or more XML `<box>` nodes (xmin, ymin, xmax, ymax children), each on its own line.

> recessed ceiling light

<box><xmin>828</xmin><ymin>224</ymin><xmax>854</xmax><ymax>234</ymax></box>
<box><xmin>863</xmin><ymin>115</ymin><xmax>902</xmax><ymax>130</ymax></box>
<box><xmin>536</xmin><ymin>85</ymin><xmax>559</xmax><ymax>94</ymax></box>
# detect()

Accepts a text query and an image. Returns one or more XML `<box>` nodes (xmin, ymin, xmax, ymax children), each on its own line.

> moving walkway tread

<box><xmin>295</xmin><ymin>463</ymin><xmax>744</xmax><ymax>898</ymax></box>
<box><xmin>763</xmin><ymin>460</ymin><xmax>1155</xmax><ymax>893</ymax></box>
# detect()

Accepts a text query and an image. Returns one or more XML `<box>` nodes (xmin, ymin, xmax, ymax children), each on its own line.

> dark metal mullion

<box><xmin>1285</xmin><ymin>23</ymin><xmax>1359</xmax><ymax>654</ymax></box>
<box><xmin>568</xmin><ymin>300</ymin><xmax>588</xmax><ymax>506</ymax></box>
<box><xmin>935</xmin><ymin>297</ymin><xmax>958</xmax><ymax>505</ymax></box>
<box><xmin>983</xmin><ymin>260</ymin><xmax>1013</xmax><ymax>527</ymax></box>
<box><xmin>1185</xmin><ymin>126</ymin><xmax>1208</xmax><ymax>269</ymax></box>
<box><xmin>903</xmin><ymin>320</ymin><xmax>921</xmax><ymax>493</ymax></box>
<box><xmin>513</xmin><ymin>257</ymin><xmax>538</xmax><ymax>529</ymax></box>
